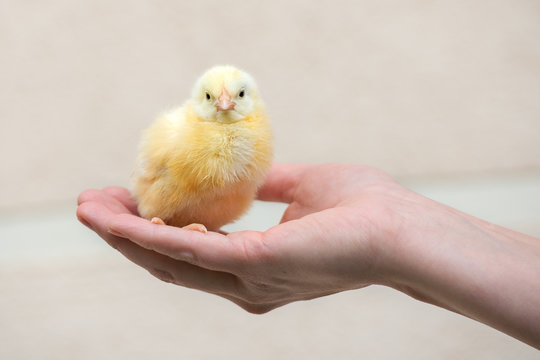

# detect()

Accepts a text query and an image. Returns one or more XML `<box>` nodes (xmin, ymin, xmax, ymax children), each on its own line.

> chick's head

<box><xmin>191</xmin><ymin>65</ymin><xmax>261</xmax><ymax>123</ymax></box>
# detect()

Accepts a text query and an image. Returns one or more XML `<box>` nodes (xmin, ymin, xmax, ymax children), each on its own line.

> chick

<box><xmin>131</xmin><ymin>66</ymin><xmax>273</xmax><ymax>233</ymax></box>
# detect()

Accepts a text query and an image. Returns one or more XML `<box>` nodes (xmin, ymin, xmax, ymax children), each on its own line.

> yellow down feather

<box><xmin>131</xmin><ymin>65</ymin><xmax>273</xmax><ymax>230</ymax></box>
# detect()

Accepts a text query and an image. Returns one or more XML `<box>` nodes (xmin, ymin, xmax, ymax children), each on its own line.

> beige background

<box><xmin>1</xmin><ymin>0</ymin><xmax>539</xmax><ymax>209</ymax></box>
<box><xmin>1</xmin><ymin>0</ymin><xmax>539</xmax><ymax>358</ymax></box>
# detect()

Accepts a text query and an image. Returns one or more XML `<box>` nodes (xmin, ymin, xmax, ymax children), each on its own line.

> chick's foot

<box><xmin>151</xmin><ymin>217</ymin><xmax>166</xmax><ymax>225</ymax></box>
<box><xmin>182</xmin><ymin>223</ymin><xmax>208</xmax><ymax>234</ymax></box>
<box><xmin>150</xmin><ymin>217</ymin><xmax>207</xmax><ymax>234</ymax></box>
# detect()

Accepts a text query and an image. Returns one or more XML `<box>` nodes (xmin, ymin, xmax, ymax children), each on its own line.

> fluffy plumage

<box><xmin>131</xmin><ymin>66</ymin><xmax>273</xmax><ymax>231</ymax></box>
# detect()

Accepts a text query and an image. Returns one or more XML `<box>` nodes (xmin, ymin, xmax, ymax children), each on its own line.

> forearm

<box><xmin>382</xmin><ymin>199</ymin><xmax>540</xmax><ymax>349</ymax></box>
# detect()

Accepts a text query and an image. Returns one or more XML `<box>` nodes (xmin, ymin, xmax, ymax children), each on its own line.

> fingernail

<box><xmin>108</xmin><ymin>227</ymin><xmax>126</xmax><ymax>238</ymax></box>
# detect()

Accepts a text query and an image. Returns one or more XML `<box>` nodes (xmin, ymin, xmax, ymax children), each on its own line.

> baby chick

<box><xmin>131</xmin><ymin>66</ymin><xmax>273</xmax><ymax>233</ymax></box>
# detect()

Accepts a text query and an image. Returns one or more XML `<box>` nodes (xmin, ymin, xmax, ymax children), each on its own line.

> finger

<box><xmin>78</xmin><ymin>189</ymin><xmax>101</xmax><ymax>205</ymax></box>
<box><xmin>256</xmin><ymin>163</ymin><xmax>313</xmax><ymax>203</ymax></box>
<box><xmin>77</xmin><ymin>189</ymin><xmax>131</xmax><ymax>215</ymax></box>
<box><xmin>107</xmin><ymin>213</ymin><xmax>262</xmax><ymax>273</ymax></box>
<box><xmin>78</xmin><ymin>201</ymin><xmax>241</xmax><ymax>296</ymax></box>
<box><xmin>77</xmin><ymin>200</ymin><xmax>130</xmax><ymax>248</ymax></box>
<box><xmin>139</xmin><ymin>249</ymin><xmax>241</xmax><ymax>297</ymax></box>
<box><xmin>102</xmin><ymin>186</ymin><xmax>139</xmax><ymax>215</ymax></box>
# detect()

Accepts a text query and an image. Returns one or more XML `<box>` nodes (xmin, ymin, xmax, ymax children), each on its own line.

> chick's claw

<box><xmin>151</xmin><ymin>217</ymin><xmax>166</xmax><ymax>225</ymax></box>
<box><xmin>182</xmin><ymin>223</ymin><xmax>208</xmax><ymax>234</ymax></box>
<box><xmin>150</xmin><ymin>217</ymin><xmax>207</xmax><ymax>234</ymax></box>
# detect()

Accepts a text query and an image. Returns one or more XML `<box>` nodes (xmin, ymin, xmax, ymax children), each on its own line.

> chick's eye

<box><xmin>239</xmin><ymin>90</ymin><xmax>245</xmax><ymax>98</ymax></box>
<box><xmin>205</xmin><ymin>92</ymin><xmax>211</xmax><ymax>100</ymax></box>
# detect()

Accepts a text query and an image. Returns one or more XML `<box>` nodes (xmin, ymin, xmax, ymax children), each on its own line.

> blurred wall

<box><xmin>1</xmin><ymin>0</ymin><xmax>539</xmax><ymax>209</ymax></box>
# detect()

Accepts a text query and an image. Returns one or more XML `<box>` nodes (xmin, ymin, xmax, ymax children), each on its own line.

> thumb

<box><xmin>257</xmin><ymin>163</ymin><xmax>313</xmax><ymax>203</ymax></box>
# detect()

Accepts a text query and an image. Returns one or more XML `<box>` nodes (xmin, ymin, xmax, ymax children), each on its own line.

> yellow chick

<box><xmin>131</xmin><ymin>65</ymin><xmax>273</xmax><ymax>233</ymax></box>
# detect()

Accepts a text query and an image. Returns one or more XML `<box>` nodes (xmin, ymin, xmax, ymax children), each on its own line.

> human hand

<box><xmin>77</xmin><ymin>162</ymin><xmax>540</xmax><ymax>347</ymax></box>
<box><xmin>76</xmin><ymin>163</ymin><xmax>411</xmax><ymax>313</ymax></box>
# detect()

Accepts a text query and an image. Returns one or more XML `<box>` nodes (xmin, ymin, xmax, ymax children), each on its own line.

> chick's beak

<box><xmin>216</xmin><ymin>88</ymin><xmax>235</xmax><ymax>111</ymax></box>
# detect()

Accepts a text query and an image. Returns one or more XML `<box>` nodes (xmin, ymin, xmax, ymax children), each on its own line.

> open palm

<box><xmin>77</xmin><ymin>163</ymin><xmax>403</xmax><ymax>313</ymax></box>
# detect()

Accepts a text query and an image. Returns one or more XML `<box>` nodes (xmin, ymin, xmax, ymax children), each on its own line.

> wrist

<box><xmin>370</xmin><ymin>192</ymin><xmax>465</xmax><ymax>295</ymax></box>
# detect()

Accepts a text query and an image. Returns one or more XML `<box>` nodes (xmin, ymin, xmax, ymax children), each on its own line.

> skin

<box><xmin>77</xmin><ymin>163</ymin><xmax>540</xmax><ymax>349</ymax></box>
